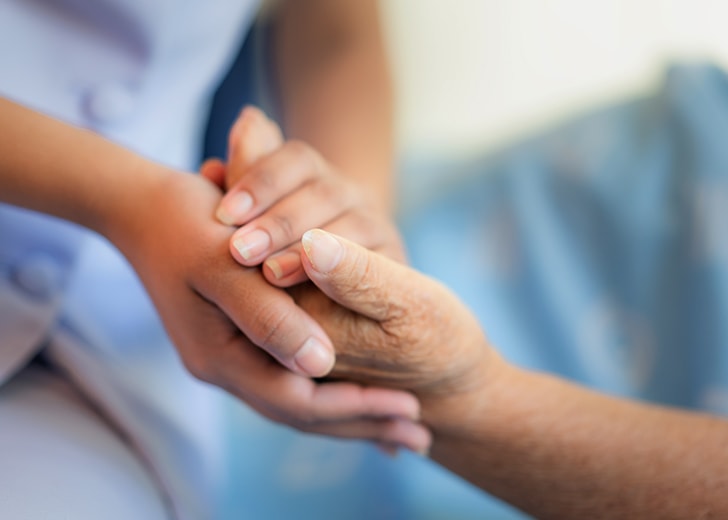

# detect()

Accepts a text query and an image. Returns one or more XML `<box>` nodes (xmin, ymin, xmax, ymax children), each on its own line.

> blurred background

<box><xmin>381</xmin><ymin>0</ymin><xmax>728</xmax><ymax>158</ymax></box>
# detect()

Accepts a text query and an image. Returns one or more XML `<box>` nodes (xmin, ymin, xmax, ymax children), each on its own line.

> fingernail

<box><xmin>216</xmin><ymin>191</ymin><xmax>253</xmax><ymax>226</ymax></box>
<box><xmin>232</xmin><ymin>229</ymin><xmax>271</xmax><ymax>261</ymax></box>
<box><xmin>302</xmin><ymin>229</ymin><xmax>343</xmax><ymax>273</ymax></box>
<box><xmin>294</xmin><ymin>336</ymin><xmax>334</xmax><ymax>377</ymax></box>
<box><xmin>265</xmin><ymin>251</ymin><xmax>302</xmax><ymax>280</ymax></box>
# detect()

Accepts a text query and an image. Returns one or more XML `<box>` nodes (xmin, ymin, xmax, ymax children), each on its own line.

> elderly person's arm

<box><xmin>296</xmin><ymin>228</ymin><xmax>728</xmax><ymax>520</ymax></box>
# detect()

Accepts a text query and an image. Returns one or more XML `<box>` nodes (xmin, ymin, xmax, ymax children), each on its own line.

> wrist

<box><xmin>425</xmin><ymin>358</ymin><xmax>568</xmax><ymax>448</ymax></box>
<box><xmin>0</xmin><ymin>98</ymin><xmax>177</xmax><ymax>240</ymax></box>
<box><xmin>97</xmin><ymin>158</ymin><xmax>177</xmax><ymax>253</ymax></box>
<box><xmin>421</xmin><ymin>337</ymin><xmax>514</xmax><ymax>439</ymax></box>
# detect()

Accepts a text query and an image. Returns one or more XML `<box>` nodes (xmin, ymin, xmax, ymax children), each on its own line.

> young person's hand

<box><xmin>0</xmin><ymin>97</ymin><xmax>430</xmax><ymax>452</ymax></box>
<box><xmin>118</xmin><ymin>159</ymin><xmax>430</xmax><ymax>452</ymax></box>
<box><xmin>201</xmin><ymin>107</ymin><xmax>405</xmax><ymax>287</ymax></box>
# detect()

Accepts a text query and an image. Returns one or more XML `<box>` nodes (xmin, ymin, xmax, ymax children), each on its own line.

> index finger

<box><xmin>201</xmin><ymin>261</ymin><xmax>336</xmax><ymax>378</ymax></box>
<box><xmin>225</xmin><ymin>106</ymin><xmax>283</xmax><ymax>189</ymax></box>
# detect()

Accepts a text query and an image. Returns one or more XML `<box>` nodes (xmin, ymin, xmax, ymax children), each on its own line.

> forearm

<box><xmin>0</xmin><ymin>97</ymin><xmax>172</xmax><ymax>244</ymax></box>
<box><xmin>270</xmin><ymin>0</ymin><xmax>395</xmax><ymax>208</ymax></box>
<box><xmin>296</xmin><ymin>224</ymin><xmax>728</xmax><ymax>517</ymax></box>
<box><xmin>430</xmin><ymin>365</ymin><xmax>728</xmax><ymax>519</ymax></box>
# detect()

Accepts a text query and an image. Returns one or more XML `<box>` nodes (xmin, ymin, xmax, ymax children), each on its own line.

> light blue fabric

<box><xmin>221</xmin><ymin>404</ymin><xmax>526</xmax><ymax>519</ymax></box>
<box><xmin>0</xmin><ymin>364</ymin><xmax>169</xmax><ymax>520</ymax></box>
<box><xmin>388</xmin><ymin>63</ymin><xmax>728</xmax><ymax>517</ymax></box>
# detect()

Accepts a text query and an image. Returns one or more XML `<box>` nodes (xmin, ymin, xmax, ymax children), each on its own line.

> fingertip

<box><xmin>200</xmin><ymin>158</ymin><xmax>226</xmax><ymax>187</ymax></box>
<box><xmin>238</xmin><ymin>104</ymin><xmax>267</xmax><ymax>120</ymax></box>
<box><xmin>397</xmin><ymin>394</ymin><xmax>422</xmax><ymax>425</ymax></box>
<box><xmin>200</xmin><ymin>157</ymin><xmax>224</xmax><ymax>172</ymax></box>
<box><xmin>216</xmin><ymin>208</ymin><xmax>234</xmax><ymax>227</ymax></box>
<box><xmin>227</xmin><ymin>105</ymin><xmax>282</xmax><ymax>177</ymax></box>
<box><xmin>407</xmin><ymin>427</ymin><xmax>433</xmax><ymax>457</ymax></box>
<box><xmin>380</xmin><ymin>419</ymin><xmax>433</xmax><ymax>457</ymax></box>
<box><xmin>263</xmin><ymin>255</ymin><xmax>307</xmax><ymax>287</ymax></box>
<box><xmin>216</xmin><ymin>190</ymin><xmax>254</xmax><ymax>226</ymax></box>
<box><xmin>293</xmin><ymin>336</ymin><xmax>335</xmax><ymax>378</ymax></box>
<box><xmin>361</xmin><ymin>387</ymin><xmax>422</xmax><ymax>423</ymax></box>
<box><xmin>301</xmin><ymin>229</ymin><xmax>344</xmax><ymax>273</ymax></box>
<box><xmin>375</xmin><ymin>442</ymin><xmax>400</xmax><ymax>459</ymax></box>
<box><xmin>228</xmin><ymin>106</ymin><xmax>263</xmax><ymax>157</ymax></box>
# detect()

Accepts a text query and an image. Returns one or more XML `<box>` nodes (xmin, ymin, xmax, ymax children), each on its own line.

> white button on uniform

<box><xmin>11</xmin><ymin>254</ymin><xmax>64</xmax><ymax>300</ymax></box>
<box><xmin>84</xmin><ymin>82</ymin><xmax>136</xmax><ymax>124</ymax></box>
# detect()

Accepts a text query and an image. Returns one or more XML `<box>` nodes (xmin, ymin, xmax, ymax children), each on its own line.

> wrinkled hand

<box><xmin>201</xmin><ymin>106</ymin><xmax>405</xmax><ymax>287</ymax></box>
<box><xmin>294</xmin><ymin>229</ymin><xmax>504</xmax><ymax>435</ymax></box>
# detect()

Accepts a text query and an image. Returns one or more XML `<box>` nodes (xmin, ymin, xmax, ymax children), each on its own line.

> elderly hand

<box><xmin>293</xmin><ymin>229</ymin><xmax>506</xmax><ymax>435</ymax></box>
<box><xmin>202</xmin><ymin>107</ymin><xmax>493</xmax><ymax>442</ymax></box>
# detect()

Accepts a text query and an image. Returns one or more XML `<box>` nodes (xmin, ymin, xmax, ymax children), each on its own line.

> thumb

<box><xmin>301</xmin><ymin>229</ymin><xmax>413</xmax><ymax>321</ymax></box>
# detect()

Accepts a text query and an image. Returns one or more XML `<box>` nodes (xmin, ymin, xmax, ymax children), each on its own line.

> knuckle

<box><xmin>385</xmin><ymin>285</ymin><xmax>436</xmax><ymax>340</ymax></box>
<box><xmin>251</xmin><ymin>299</ymin><xmax>297</xmax><ymax>355</ymax></box>
<box><xmin>285</xmin><ymin>140</ymin><xmax>321</xmax><ymax>173</ymax></box>
<box><xmin>285</xmin><ymin>139</ymin><xmax>312</xmax><ymax>159</ymax></box>
<box><xmin>341</xmin><ymin>181</ymin><xmax>363</xmax><ymax>207</ymax></box>
<box><xmin>342</xmin><ymin>317</ymin><xmax>394</xmax><ymax>359</ymax></box>
<box><xmin>338</xmin><ymin>252</ymin><xmax>386</xmax><ymax>308</ymax></box>
<box><xmin>270</xmin><ymin>212</ymin><xmax>296</xmax><ymax>243</ymax></box>
<box><xmin>383</xmin><ymin>297</ymin><xmax>409</xmax><ymax>325</ymax></box>
<box><xmin>182</xmin><ymin>353</ymin><xmax>214</xmax><ymax>383</ymax></box>
<box><xmin>312</xmin><ymin>178</ymin><xmax>347</xmax><ymax>209</ymax></box>
<box><xmin>246</xmin><ymin>162</ymin><xmax>279</xmax><ymax>193</ymax></box>
<box><xmin>337</xmin><ymin>249</ymin><xmax>370</xmax><ymax>295</ymax></box>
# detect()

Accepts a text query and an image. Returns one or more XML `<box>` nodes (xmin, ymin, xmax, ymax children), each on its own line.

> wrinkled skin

<box><xmin>293</xmin><ymin>231</ymin><xmax>503</xmax><ymax>435</ymax></box>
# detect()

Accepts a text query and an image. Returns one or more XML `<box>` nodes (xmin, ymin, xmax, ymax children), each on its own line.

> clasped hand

<box><xmin>199</xmin><ymin>107</ymin><xmax>498</xmax><ymax>447</ymax></box>
<box><xmin>124</xmin><ymin>106</ymin><xmax>433</xmax><ymax>453</ymax></box>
